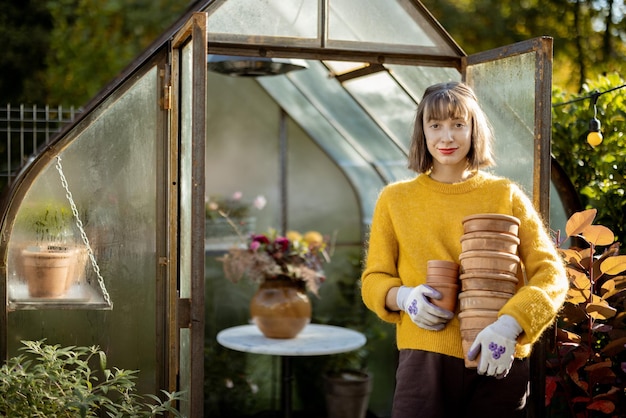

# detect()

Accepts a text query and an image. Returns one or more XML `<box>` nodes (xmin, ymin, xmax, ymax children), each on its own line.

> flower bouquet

<box><xmin>220</xmin><ymin>229</ymin><xmax>331</xmax><ymax>297</ymax></box>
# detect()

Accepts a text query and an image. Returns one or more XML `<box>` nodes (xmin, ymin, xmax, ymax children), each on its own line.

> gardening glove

<box><xmin>467</xmin><ymin>314</ymin><xmax>523</xmax><ymax>379</ymax></box>
<box><xmin>396</xmin><ymin>285</ymin><xmax>454</xmax><ymax>331</ymax></box>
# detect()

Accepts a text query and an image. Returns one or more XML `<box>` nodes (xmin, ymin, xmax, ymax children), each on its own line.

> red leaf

<box><xmin>545</xmin><ymin>376</ymin><xmax>558</xmax><ymax>406</ymax></box>
<box><xmin>587</xmin><ymin>399</ymin><xmax>615</xmax><ymax>413</ymax></box>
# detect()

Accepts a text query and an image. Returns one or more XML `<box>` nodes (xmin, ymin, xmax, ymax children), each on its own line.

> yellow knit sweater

<box><xmin>361</xmin><ymin>171</ymin><xmax>568</xmax><ymax>359</ymax></box>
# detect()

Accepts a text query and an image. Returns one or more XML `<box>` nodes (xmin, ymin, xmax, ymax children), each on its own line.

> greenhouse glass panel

<box><xmin>282</xmin><ymin>61</ymin><xmax>409</xmax><ymax>179</ymax></box>
<box><xmin>342</xmin><ymin>71</ymin><xmax>417</xmax><ymax>153</ymax></box>
<box><xmin>387</xmin><ymin>64</ymin><xmax>462</xmax><ymax>103</ymax></box>
<box><xmin>257</xmin><ymin>75</ymin><xmax>388</xmax><ymax>222</ymax></box>
<box><xmin>327</xmin><ymin>0</ymin><xmax>460</xmax><ymax>55</ymax></box>
<box><xmin>207</xmin><ymin>0</ymin><xmax>318</xmax><ymax>40</ymax></box>
<box><xmin>4</xmin><ymin>63</ymin><xmax>163</xmax><ymax>396</ymax></box>
<box><xmin>467</xmin><ymin>53</ymin><xmax>536</xmax><ymax>195</ymax></box>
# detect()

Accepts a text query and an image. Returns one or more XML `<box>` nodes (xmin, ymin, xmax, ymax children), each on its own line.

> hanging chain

<box><xmin>55</xmin><ymin>156</ymin><xmax>112</xmax><ymax>307</ymax></box>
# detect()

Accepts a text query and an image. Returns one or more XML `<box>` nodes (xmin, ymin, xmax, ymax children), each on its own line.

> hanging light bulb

<box><xmin>587</xmin><ymin>117</ymin><xmax>603</xmax><ymax>147</ymax></box>
<box><xmin>586</xmin><ymin>93</ymin><xmax>603</xmax><ymax>147</ymax></box>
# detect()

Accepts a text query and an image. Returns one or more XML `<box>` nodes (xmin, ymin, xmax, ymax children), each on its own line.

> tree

<box><xmin>0</xmin><ymin>0</ymin><xmax>53</xmax><ymax>104</ymax></box>
<box><xmin>44</xmin><ymin>0</ymin><xmax>189</xmax><ymax>106</ymax></box>
<box><xmin>552</xmin><ymin>73</ymin><xmax>626</xmax><ymax>250</ymax></box>
<box><xmin>421</xmin><ymin>0</ymin><xmax>626</xmax><ymax>93</ymax></box>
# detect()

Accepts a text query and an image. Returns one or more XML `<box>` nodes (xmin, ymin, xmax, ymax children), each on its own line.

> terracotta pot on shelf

<box><xmin>458</xmin><ymin>290</ymin><xmax>512</xmax><ymax>311</ymax></box>
<box><xmin>459</xmin><ymin>309</ymin><xmax>499</xmax><ymax>368</ymax></box>
<box><xmin>459</xmin><ymin>250</ymin><xmax>520</xmax><ymax>276</ymax></box>
<box><xmin>459</xmin><ymin>272</ymin><xmax>519</xmax><ymax>294</ymax></box>
<box><xmin>462</xmin><ymin>213</ymin><xmax>520</xmax><ymax>236</ymax></box>
<box><xmin>460</xmin><ymin>231</ymin><xmax>520</xmax><ymax>254</ymax></box>
<box><xmin>250</xmin><ymin>276</ymin><xmax>311</xmax><ymax>339</ymax></box>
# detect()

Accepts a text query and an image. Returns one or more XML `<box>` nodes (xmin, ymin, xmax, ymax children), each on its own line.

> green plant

<box><xmin>546</xmin><ymin>209</ymin><xmax>626</xmax><ymax>417</ymax></box>
<box><xmin>552</xmin><ymin>73</ymin><xmax>626</xmax><ymax>252</ymax></box>
<box><xmin>0</xmin><ymin>340</ymin><xmax>183</xmax><ymax>418</ymax></box>
<box><xmin>16</xmin><ymin>200</ymin><xmax>75</xmax><ymax>245</ymax></box>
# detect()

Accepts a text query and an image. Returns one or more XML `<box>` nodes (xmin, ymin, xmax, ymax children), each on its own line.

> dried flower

<box><xmin>205</xmin><ymin>192</ymin><xmax>265</xmax><ymax>220</ymax></box>
<box><xmin>220</xmin><ymin>228</ymin><xmax>331</xmax><ymax>297</ymax></box>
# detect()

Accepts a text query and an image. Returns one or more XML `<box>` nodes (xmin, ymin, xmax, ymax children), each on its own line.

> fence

<box><xmin>0</xmin><ymin>104</ymin><xmax>82</xmax><ymax>192</ymax></box>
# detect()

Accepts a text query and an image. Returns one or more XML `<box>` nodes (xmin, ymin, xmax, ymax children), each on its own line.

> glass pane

<box><xmin>466</xmin><ymin>53</ymin><xmax>536</xmax><ymax>195</ymax></box>
<box><xmin>179</xmin><ymin>43</ymin><xmax>193</xmax><ymax>300</ymax></box>
<box><xmin>329</xmin><ymin>0</ymin><xmax>434</xmax><ymax>46</ymax></box>
<box><xmin>208</xmin><ymin>0</ymin><xmax>318</xmax><ymax>39</ymax></box>
<box><xmin>327</xmin><ymin>0</ymin><xmax>460</xmax><ymax>55</ymax></box>
<box><xmin>387</xmin><ymin>64</ymin><xmax>461</xmax><ymax>102</ymax></box>
<box><xmin>343</xmin><ymin>71</ymin><xmax>416</xmax><ymax>153</ymax></box>
<box><xmin>6</xmin><ymin>65</ymin><xmax>162</xmax><ymax>395</ymax></box>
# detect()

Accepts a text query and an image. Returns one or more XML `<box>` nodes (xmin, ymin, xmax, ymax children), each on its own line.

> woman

<box><xmin>360</xmin><ymin>81</ymin><xmax>567</xmax><ymax>418</ymax></box>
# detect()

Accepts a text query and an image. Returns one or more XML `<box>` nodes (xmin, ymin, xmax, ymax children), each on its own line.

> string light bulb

<box><xmin>587</xmin><ymin>93</ymin><xmax>603</xmax><ymax>147</ymax></box>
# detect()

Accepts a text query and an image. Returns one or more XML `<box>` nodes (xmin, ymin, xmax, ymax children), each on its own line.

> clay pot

<box><xmin>460</xmin><ymin>231</ymin><xmax>520</xmax><ymax>254</ymax></box>
<box><xmin>462</xmin><ymin>213</ymin><xmax>520</xmax><ymax>236</ymax></box>
<box><xmin>459</xmin><ymin>250</ymin><xmax>520</xmax><ymax>275</ymax></box>
<box><xmin>458</xmin><ymin>290</ymin><xmax>512</xmax><ymax>311</ymax></box>
<box><xmin>459</xmin><ymin>309</ymin><xmax>499</xmax><ymax>368</ymax></box>
<box><xmin>21</xmin><ymin>248</ymin><xmax>75</xmax><ymax>298</ymax></box>
<box><xmin>427</xmin><ymin>282</ymin><xmax>459</xmax><ymax>312</ymax></box>
<box><xmin>250</xmin><ymin>277</ymin><xmax>312</xmax><ymax>339</ymax></box>
<box><xmin>426</xmin><ymin>260</ymin><xmax>459</xmax><ymax>284</ymax></box>
<box><xmin>459</xmin><ymin>272</ymin><xmax>519</xmax><ymax>294</ymax></box>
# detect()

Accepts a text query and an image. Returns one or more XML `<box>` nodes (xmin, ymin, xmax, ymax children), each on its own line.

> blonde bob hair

<box><xmin>408</xmin><ymin>81</ymin><xmax>495</xmax><ymax>174</ymax></box>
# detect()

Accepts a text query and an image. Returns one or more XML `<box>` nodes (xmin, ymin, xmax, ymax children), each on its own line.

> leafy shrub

<box><xmin>546</xmin><ymin>209</ymin><xmax>626</xmax><ymax>417</ymax></box>
<box><xmin>0</xmin><ymin>340</ymin><xmax>183</xmax><ymax>418</ymax></box>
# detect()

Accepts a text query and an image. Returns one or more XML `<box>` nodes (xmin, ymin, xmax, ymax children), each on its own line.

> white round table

<box><xmin>217</xmin><ymin>324</ymin><xmax>366</xmax><ymax>418</ymax></box>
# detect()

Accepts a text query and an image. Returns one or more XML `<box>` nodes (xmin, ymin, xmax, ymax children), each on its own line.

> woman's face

<box><xmin>423</xmin><ymin>115</ymin><xmax>472</xmax><ymax>171</ymax></box>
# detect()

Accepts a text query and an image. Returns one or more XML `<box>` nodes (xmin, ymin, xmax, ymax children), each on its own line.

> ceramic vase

<box><xmin>250</xmin><ymin>276</ymin><xmax>311</xmax><ymax>339</ymax></box>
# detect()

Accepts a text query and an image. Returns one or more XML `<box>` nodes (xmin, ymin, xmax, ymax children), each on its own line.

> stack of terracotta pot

<box><xmin>457</xmin><ymin>213</ymin><xmax>521</xmax><ymax>368</ymax></box>
<box><xmin>425</xmin><ymin>260</ymin><xmax>460</xmax><ymax>312</ymax></box>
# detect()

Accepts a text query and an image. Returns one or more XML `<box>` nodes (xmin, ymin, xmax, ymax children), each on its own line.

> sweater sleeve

<box><xmin>500</xmin><ymin>185</ymin><xmax>568</xmax><ymax>345</ymax></box>
<box><xmin>360</xmin><ymin>188</ymin><xmax>403</xmax><ymax>323</ymax></box>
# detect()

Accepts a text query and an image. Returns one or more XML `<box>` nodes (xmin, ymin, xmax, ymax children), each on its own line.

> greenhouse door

<box><xmin>464</xmin><ymin>37</ymin><xmax>553</xmax><ymax>418</ymax></box>
<box><xmin>168</xmin><ymin>12</ymin><xmax>207</xmax><ymax>417</ymax></box>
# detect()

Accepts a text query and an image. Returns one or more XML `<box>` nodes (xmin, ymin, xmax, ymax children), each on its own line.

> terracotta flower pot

<box><xmin>459</xmin><ymin>271</ymin><xmax>519</xmax><ymax>294</ymax></box>
<box><xmin>462</xmin><ymin>213</ymin><xmax>520</xmax><ymax>236</ymax></box>
<box><xmin>426</xmin><ymin>282</ymin><xmax>459</xmax><ymax>312</ymax></box>
<box><xmin>426</xmin><ymin>260</ymin><xmax>459</xmax><ymax>284</ymax></box>
<box><xmin>458</xmin><ymin>290</ymin><xmax>512</xmax><ymax>311</ymax></box>
<box><xmin>459</xmin><ymin>250</ymin><xmax>520</xmax><ymax>275</ymax></box>
<box><xmin>250</xmin><ymin>277</ymin><xmax>311</xmax><ymax>339</ymax></box>
<box><xmin>460</xmin><ymin>231</ymin><xmax>520</xmax><ymax>254</ymax></box>
<box><xmin>459</xmin><ymin>309</ymin><xmax>499</xmax><ymax>368</ymax></box>
<box><xmin>21</xmin><ymin>248</ymin><xmax>75</xmax><ymax>298</ymax></box>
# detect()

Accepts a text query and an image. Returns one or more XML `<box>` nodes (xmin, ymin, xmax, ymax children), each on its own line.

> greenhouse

<box><xmin>0</xmin><ymin>0</ymin><xmax>570</xmax><ymax>417</ymax></box>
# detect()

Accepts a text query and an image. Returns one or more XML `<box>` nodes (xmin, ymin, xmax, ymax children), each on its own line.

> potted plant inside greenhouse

<box><xmin>13</xmin><ymin>200</ymin><xmax>87</xmax><ymax>299</ymax></box>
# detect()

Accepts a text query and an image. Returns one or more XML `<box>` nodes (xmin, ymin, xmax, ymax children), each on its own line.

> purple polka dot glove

<box><xmin>396</xmin><ymin>285</ymin><xmax>454</xmax><ymax>331</ymax></box>
<box><xmin>467</xmin><ymin>314</ymin><xmax>523</xmax><ymax>379</ymax></box>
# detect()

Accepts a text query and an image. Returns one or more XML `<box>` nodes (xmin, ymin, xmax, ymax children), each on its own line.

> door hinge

<box><xmin>160</xmin><ymin>64</ymin><xmax>172</xmax><ymax>110</ymax></box>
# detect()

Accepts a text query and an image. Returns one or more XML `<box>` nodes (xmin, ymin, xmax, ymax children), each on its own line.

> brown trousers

<box><xmin>392</xmin><ymin>350</ymin><xmax>530</xmax><ymax>418</ymax></box>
